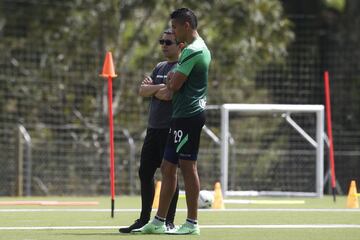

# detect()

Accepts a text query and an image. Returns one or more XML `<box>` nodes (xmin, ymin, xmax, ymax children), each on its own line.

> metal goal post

<box><xmin>220</xmin><ymin>104</ymin><xmax>325</xmax><ymax>197</ymax></box>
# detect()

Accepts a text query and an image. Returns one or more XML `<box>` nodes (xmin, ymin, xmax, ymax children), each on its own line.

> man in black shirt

<box><xmin>119</xmin><ymin>29</ymin><xmax>184</xmax><ymax>233</ymax></box>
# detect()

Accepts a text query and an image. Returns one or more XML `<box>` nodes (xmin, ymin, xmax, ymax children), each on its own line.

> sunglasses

<box><xmin>159</xmin><ymin>39</ymin><xmax>176</xmax><ymax>46</ymax></box>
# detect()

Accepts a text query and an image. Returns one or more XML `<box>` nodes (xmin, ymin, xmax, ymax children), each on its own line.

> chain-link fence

<box><xmin>0</xmin><ymin>2</ymin><xmax>359</xmax><ymax>196</ymax></box>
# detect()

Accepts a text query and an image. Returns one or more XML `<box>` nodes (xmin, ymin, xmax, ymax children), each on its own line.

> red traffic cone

<box><xmin>100</xmin><ymin>52</ymin><xmax>117</xmax><ymax>78</ymax></box>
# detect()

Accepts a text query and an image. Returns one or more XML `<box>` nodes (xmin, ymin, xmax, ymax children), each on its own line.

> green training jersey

<box><xmin>172</xmin><ymin>36</ymin><xmax>211</xmax><ymax>118</ymax></box>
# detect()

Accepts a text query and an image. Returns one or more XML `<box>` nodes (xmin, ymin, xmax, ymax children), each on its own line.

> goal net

<box><xmin>217</xmin><ymin>104</ymin><xmax>324</xmax><ymax>197</ymax></box>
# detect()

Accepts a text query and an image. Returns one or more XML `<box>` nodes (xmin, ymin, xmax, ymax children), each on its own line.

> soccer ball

<box><xmin>198</xmin><ymin>190</ymin><xmax>214</xmax><ymax>209</ymax></box>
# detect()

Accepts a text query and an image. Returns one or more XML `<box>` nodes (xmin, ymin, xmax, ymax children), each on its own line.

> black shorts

<box><xmin>140</xmin><ymin>128</ymin><xmax>169</xmax><ymax>168</ymax></box>
<box><xmin>164</xmin><ymin>111</ymin><xmax>205</xmax><ymax>164</ymax></box>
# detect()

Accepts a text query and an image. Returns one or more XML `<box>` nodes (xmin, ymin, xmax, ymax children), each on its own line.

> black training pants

<box><xmin>138</xmin><ymin>128</ymin><xmax>179</xmax><ymax>223</ymax></box>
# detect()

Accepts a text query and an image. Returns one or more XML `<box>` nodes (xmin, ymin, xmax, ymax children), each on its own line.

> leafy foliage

<box><xmin>0</xmin><ymin>0</ymin><xmax>293</xmax><ymax>130</ymax></box>
<box><xmin>0</xmin><ymin>0</ymin><xmax>294</xmax><ymax>195</ymax></box>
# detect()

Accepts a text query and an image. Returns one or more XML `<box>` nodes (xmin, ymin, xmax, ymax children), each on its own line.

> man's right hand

<box><xmin>139</xmin><ymin>80</ymin><xmax>166</xmax><ymax>97</ymax></box>
<box><xmin>155</xmin><ymin>87</ymin><xmax>173</xmax><ymax>101</ymax></box>
<box><xmin>142</xmin><ymin>76</ymin><xmax>153</xmax><ymax>85</ymax></box>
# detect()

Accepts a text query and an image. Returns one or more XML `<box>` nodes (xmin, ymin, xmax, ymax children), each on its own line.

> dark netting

<box><xmin>0</xmin><ymin>1</ymin><xmax>359</xmax><ymax>196</ymax></box>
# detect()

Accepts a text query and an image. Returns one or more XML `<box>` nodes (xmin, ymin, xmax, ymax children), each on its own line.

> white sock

<box><xmin>186</xmin><ymin>218</ymin><xmax>198</xmax><ymax>227</ymax></box>
<box><xmin>152</xmin><ymin>215</ymin><xmax>165</xmax><ymax>226</ymax></box>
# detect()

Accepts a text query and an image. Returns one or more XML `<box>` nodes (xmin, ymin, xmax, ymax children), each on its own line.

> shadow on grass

<box><xmin>57</xmin><ymin>232</ymin><xmax>142</xmax><ymax>237</ymax></box>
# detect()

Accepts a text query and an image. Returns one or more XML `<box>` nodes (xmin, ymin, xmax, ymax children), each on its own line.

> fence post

<box><xmin>17</xmin><ymin>124</ymin><xmax>32</xmax><ymax>196</ymax></box>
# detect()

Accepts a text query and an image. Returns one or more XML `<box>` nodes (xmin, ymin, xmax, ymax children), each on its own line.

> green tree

<box><xmin>0</xmin><ymin>0</ymin><xmax>294</xmax><ymax>195</ymax></box>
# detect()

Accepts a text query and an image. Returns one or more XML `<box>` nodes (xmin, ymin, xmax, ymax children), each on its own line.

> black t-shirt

<box><xmin>147</xmin><ymin>61</ymin><xmax>177</xmax><ymax>129</ymax></box>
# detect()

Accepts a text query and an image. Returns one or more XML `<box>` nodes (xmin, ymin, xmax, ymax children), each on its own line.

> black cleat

<box><xmin>119</xmin><ymin>219</ymin><xmax>146</xmax><ymax>233</ymax></box>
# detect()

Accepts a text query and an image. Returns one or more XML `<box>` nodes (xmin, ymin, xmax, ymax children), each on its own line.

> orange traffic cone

<box><xmin>152</xmin><ymin>181</ymin><xmax>162</xmax><ymax>209</ymax></box>
<box><xmin>212</xmin><ymin>182</ymin><xmax>225</xmax><ymax>209</ymax></box>
<box><xmin>100</xmin><ymin>52</ymin><xmax>117</xmax><ymax>78</ymax></box>
<box><xmin>347</xmin><ymin>180</ymin><xmax>359</xmax><ymax>208</ymax></box>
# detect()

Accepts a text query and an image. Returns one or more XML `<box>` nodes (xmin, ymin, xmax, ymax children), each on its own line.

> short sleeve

<box><xmin>150</xmin><ymin>62</ymin><xmax>162</xmax><ymax>80</ymax></box>
<box><xmin>175</xmin><ymin>49</ymin><xmax>203</xmax><ymax>76</ymax></box>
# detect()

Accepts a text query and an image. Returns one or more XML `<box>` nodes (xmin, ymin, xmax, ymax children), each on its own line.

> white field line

<box><xmin>223</xmin><ymin>199</ymin><xmax>305</xmax><ymax>204</ymax></box>
<box><xmin>1</xmin><ymin>225</ymin><xmax>360</xmax><ymax>230</ymax></box>
<box><xmin>1</xmin><ymin>208</ymin><xmax>360</xmax><ymax>212</ymax></box>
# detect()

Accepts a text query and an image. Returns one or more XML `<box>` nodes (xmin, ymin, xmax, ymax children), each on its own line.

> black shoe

<box><xmin>119</xmin><ymin>219</ymin><xmax>146</xmax><ymax>233</ymax></box>
<box><xmin>166</xmin><ymin>222</ymin><xmax>176</xmax><ymax>231</ymax></box>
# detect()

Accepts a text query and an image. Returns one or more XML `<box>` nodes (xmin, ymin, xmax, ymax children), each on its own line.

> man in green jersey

<box><xmin>132</xmin><ymin>8</ymin><xmax>211</xmax><ymax>235</ymax></box>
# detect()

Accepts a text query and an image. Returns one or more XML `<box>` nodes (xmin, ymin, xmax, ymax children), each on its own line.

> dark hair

<box><xmin>161</xmin><ymin>28</ymin><xmax>183</xmax><ymax>45</ymax></box>
<box><xmin>170</xmin><ymin>8</ymin><xmax>197</xmax><ymax>29</ymax></box>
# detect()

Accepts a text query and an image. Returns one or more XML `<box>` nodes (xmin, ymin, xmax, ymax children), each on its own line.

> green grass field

<box><xmin>0</xmin><ymin>196</ymin><xmax>359</xmax><ymax>240</ymax></box>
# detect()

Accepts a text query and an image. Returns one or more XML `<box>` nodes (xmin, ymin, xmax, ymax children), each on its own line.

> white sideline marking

<box><xmin>223</xmin><ymin>199</ymin><xmax>305</xmax><ymax>204</ymax></box>
<box><xmin>1</xmin><ymin>225</ymin><xmax>360</xmax><ymax>230</ymax></box>
<box><xmin>1</xmin><ymin>208</ymin><xmax>360</xmax><ymax>212</ymax></box>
